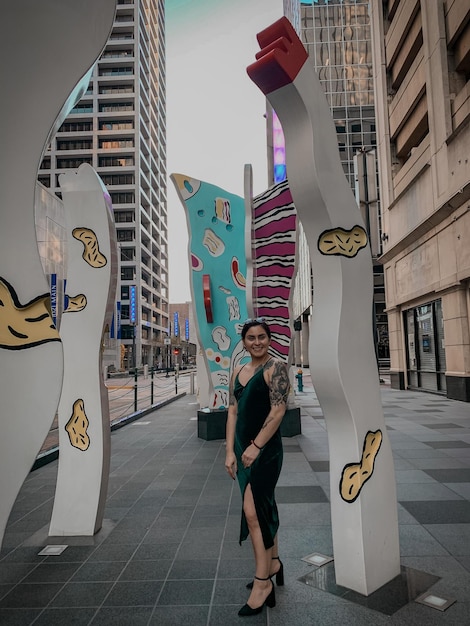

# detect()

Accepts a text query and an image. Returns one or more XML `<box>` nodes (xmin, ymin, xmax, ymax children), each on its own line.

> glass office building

<box><xmin>300</xmin><ymin>0</ymin><xmax>388</xmax><ymax>362</ymax></box>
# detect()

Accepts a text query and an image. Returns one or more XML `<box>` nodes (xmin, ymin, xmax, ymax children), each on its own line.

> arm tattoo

<box><xmin>255</xmin><ymin>357</ymin><xmax>273</xmax><ymax>375</ymax></box>
<box><xmin>269</xmin><ymin>361</ymin><xmax>290</xmax><ymax>406</ymax></box>
<box><xmin>260</xmin><ymin>416</ymin><xmax>275</xmax><ymax>431</ymax></box>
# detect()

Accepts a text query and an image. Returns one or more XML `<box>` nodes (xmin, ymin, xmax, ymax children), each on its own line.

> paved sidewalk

<box><xmin>0</xmin><ymin>371</ymin><xmax>469</xmax><ymax>625</ymax></box>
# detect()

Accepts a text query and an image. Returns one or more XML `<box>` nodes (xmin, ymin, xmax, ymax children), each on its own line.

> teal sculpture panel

<box><xmin>171</xmin><ymin>174</ymin><xmax>249</xmax><ymax>409</ymax></box>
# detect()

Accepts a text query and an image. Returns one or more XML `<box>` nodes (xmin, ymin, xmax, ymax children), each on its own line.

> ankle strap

<box><xmin>272</xmin><ymin>556</ymin><xmax>280</xmax><ymax>561</ymax></box>
<box><xmin>254</xmin><ymin>575</ymin><xmax>271</xmax><ymax>581</ymax></box>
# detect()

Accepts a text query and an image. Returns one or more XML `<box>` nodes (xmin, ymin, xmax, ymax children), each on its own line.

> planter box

<box><xmin>197</xmin><ymin>409</ymin><xmax>228</xmax><ymax>441</ymax></box>
<box><xmin>197</xmin><ymin>407</ymin><xmax>301</xmax><ymax>441</ymax></box>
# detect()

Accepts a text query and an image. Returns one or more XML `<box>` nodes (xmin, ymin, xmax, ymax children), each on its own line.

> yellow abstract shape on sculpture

<box><xmin>340</xmin><ymin>430</ymin><xmax>382</xmax><ymax>503</ymax></box>
<box><xmin>72</xmin><ymin>227</ymin><xmax>107</xmax><ymax>268</ymax></box>
<box><xmin>318</xmin><ymin>225</ymin><xmax>367</xmax><ymax>258</ymax></box>
<box><xmin>0</xmin><ymin>277</ymin><xmax>60</xmax><ymax>350</ymax></box>
<box><xmin>65</xmin><ymin>399</ymin><xmax>90</xmax><ymax>451</ymax></box>
<box><xmin>64</xmin><ymin>294</ymin><xmax>87</xmax><ymax>312</ymax></box>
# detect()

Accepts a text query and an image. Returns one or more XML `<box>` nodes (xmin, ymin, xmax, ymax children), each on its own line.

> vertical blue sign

<box><xmin>185</xmin><ymin>319</ymin><xmax>189</xmax><ymax>341</ymax></box>
<box><xmin>50</xmin><ymin>273</ymin><xmax>57</xmax><ymax>326</ymax></box>
<box><xmin>130</xmin><ymin>285</ymin><xmax>136</xmax><ymax>324</ymax></box>
<box><xmin>174</xmin><ymin>312</ymin><xmax>179</xmax><ymax>337</ymax></box>
<box><xmin>63</xmin><ymin>278</ymin><xmax>68</xmax><ymax>313</ymax></box>
<box><xmin>116</xmin><ymin>301</ymin><xmax>121</xmax><ymax>339</ymax></box>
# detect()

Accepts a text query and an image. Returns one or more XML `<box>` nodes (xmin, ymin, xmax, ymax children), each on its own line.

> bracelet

<box><xmin>251</xmin><ymin>440</ymin><xmax>262</xmax><ymax>450</ymax></box>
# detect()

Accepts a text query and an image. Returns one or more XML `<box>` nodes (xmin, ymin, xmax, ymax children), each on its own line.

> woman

<box><xmin>225</xmin><ymin>318</ymin><xmax>289</xmax><ymax>617</ymax></box>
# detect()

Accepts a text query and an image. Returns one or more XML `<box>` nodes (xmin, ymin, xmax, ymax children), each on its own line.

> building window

<box><xmin>56</xmin><ymin>139</ymin><xmax>93</xmax><ymax>150</ymax></box>
<box><xmin>70</xmin><ymin>103</ymin><xmax>93</xmax><ymax>114</ymax></box>
<box><xmin>99</xmin><ymin>120</ymin><xmax>134</xmax><ymax>131</ymax></box>
<box><xmin>121</xmin><ymin>266</ymin><xmax>135</xmax><ymax>281</ymax></box>
<box><xmin>114</xmin><ymin>210</ymin><xmax>135</xmax><ymax>223</ymax></box>
<box><xmin>99</xmin><ymin>102</ymin><xmax>134</xmax><ymax>112</ymax></box>
<box><xmin>99</xmin><ymin>84</ymin><xmax>134</xmax><ymax>94</ymax></box>
<box><xmin>99</xmin><ymin>67</ymin><xmax>133</xmax><ymax>76</ymax></box>
<box><xmin>111</xmin><ymin>192</ymin><xmax>135</xmax><ymax>204</ymax></box>
<box><xmin>100</xmin><ymin>139</ymin><xmax>134</xmax><ymax>149</ymax></box>
<box><xmin>99</xmin><ymin>156</ymin><xmax>134</xmax><ymax>167</ymax></box>
<box><xmin>101</xmin><ymin>173</ymin><xmax>135</xmax><ymax>185</ymax></box>
<box><xmin>116</xmin><ymin>229</ymin><xmax>134</xmax><ymax>242</ymax></box>
<box><xmin>56</xmin><ymin>157</ymin><xmax>92</xmax><ymax>168</ymax></box>
<box><xmin>120</xmin><ymin>247</ymin><xmax>135</xmax><ymax>261</ymax></box>
<box><xmin>58</xmin><ymin>121</ymin><xmax>93</xmax><ymax>132</ymax></box>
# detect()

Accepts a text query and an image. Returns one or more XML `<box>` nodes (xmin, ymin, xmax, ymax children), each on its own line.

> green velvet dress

<box><xmin>234</xmin><ymin>366</ymin><xmax>283</xmax><ymax>549</ymax></box>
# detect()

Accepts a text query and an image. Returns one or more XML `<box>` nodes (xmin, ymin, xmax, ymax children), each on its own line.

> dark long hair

<box><xmin>241</xmin><ymin>318</ymin><xmax>271</xmax><ymax>340</ymax></box>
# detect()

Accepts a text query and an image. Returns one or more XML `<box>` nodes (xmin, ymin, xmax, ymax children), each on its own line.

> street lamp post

<box><xmin>132</xmin><ymin>322</ymin><xmax>136</xmax><ymax>371</ymax></box>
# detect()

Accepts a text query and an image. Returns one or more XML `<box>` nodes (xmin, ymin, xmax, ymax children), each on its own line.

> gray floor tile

<box><xmin>309</xmin><ymin>461</ymin><xmax>330</xmax><ymax>471</ymax></box>
<box><xmin>168</xmin><ymin>558</ymin><xmax>217</xmax><ymax>580</ymax></box>
<box><xmin>424</xmin><ymin>523</ymin><xmax>470</xmax><ymax>556</ymax></box>
<box><xmin>22</xmin><ymin>562</ymin><xmax>81</xmax><ymax>583</ymax></box>
<box><xmin>398</xmin><ymin>525</ymin><xmax>450</xmax><ymax>556</ymax></box>
<box><xmin>150</xmin><ymin>605</ymin><xmax>209</xmax><ymax>625</ymax></box>
<box><xmin>426</xmin><ymin>441</ymin><xmax>470</xmax><ymax>449</ymax></box>
<box><xmin>423</xmin><ymin>423</ymin><xmax>464</xmax><ymax>429</ymax></box>
<box><xmin>34</xmin><ymin>607</ymin><xmax>97</xmax><ymax>625</ymax></box>
<box><xmin>423</xmin><ymin>468</ymin><xmax>470</xmax><ymax>482</ymax></box>
<box><xmin>157</xmin><ymin>579</ymin><xmax>214</xmax><ymax>605</ymax></box>
<box><xmin>396</xmin><ymin>482</ymin><xmax>464</xmax><ymax>501</ymax></box>
<box><xmin>400</xmin><ymin>500</ymin><xmax>470</xmax><ymax>524</ymax></box>
<box><xmin>395</xmin><ymin>470</ymin><xmax>438</xmax><ymax>483</ymax></box>
<box><xmin>276</xmin><ymin>486</ymin><xmax>328</xmax><ymax>503</ymax></box>
<box><xmin>50</xmin><ymin>581</ymin><xmax>112</xmax><ymax>607</ymax></box>
<box><xmin>445</xmin><ymin>482</ymin><xmax>470</xmax><ymax>499</ymax></box>
<box><xmin>88</xmin><ymin>543</ymin><xmax>138</xmax><ymax>562</ymax></box>
<box><xmin>120</xmin><ymin>559</ymin><xmax>172</xmax><ymax>581</ymax></box>
<box><xmin>0</xmin><ymin>608</ymin><xmax>58</xmax><ymax>625</ymax></box>
<box><xmin>104</xmin><ymin>580</ymin><xmax>163</xmax><ymax>606</ymax></box>
<box><xmin>71</xmin><ymin>561</ymin><xmax>127</xmax><ymax>582</ymax></box>
<box><xmin>90</xmin><ymin>606</ymin><xmax>153</xmax><ymax>625</ymax></box>
<box><xmin>133</xmin><ymin>542</ymin><xmax>179</xmax><ymax>560</ymax></box>
<box><xmin>0</xmin><ymin>582</ymin><xmax>64</xmax><ymax>609</ymax></box>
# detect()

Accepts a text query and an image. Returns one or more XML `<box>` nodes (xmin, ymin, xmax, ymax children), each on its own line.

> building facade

<box><xmin>168</xmin><ymin>302</ymin><xmax>197</xmax><ymax>369</ymax></box>
<box><xmin>38</xmin><ymin>0</ymin><xmax>169</xmax><ymax>370</ymax></box>
<box><xmin>370</xmin><ymin>0</ymin><xmax>470</xmax><ymax>400</ymax></box>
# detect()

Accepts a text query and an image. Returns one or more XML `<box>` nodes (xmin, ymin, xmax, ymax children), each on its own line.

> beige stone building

<box><xmin>370</xmin><ymin>0</ymin><xmax>470</xmax><ymax>400</ymax></box>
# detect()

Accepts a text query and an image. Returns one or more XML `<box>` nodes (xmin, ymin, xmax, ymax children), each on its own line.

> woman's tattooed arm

<box><xmin>269</xmin><ymin>361</ymin><xmax>290</xmax><ymax>406</ymax></box>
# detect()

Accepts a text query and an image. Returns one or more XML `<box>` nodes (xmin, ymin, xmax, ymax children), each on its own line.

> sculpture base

<box><xmin>197</xmin><ymin>407</ymin><xmax>301</xmax><ymax>441</ymax></box>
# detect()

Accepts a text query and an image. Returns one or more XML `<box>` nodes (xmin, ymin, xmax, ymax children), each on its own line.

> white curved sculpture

<box><xmin>49</xmin><ymin>165</ymin><xmax>117</xmax><ymax>536</ymax></box>
<box><xmin>247</xmin><ymin>17</ymin><xmax>400</xmax><ymax>595</ymax></box>
<box><xmin>0</xmin><ymin>0</ymin><xmax>116</xmax><ymax>547</ymax></box>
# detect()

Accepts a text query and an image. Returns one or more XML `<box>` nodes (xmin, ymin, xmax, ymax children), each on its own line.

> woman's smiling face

<box><xmin>242</xmin><ymin>324</ymin><xmax>270</xmax><ymax>359</ymax></box>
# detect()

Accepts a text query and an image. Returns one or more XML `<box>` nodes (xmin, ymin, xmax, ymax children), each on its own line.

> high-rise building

<box><xmin>38</xmin><ymin>0</ymin><xmax>168</xmax><ymax>369</ymax></box>
<box><xmin>284</xmin><ymin>1</ymin><xmax>389</xmax><ymax>365</ymax></box>
<box><xmin>369</xmin><ymin>0</ymin><xmax>470</xmax><ymax>400</ymax></box>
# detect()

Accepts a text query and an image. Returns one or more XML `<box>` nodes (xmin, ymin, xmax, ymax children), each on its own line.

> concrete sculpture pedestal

<box><xmin>198</xmin><ymin>407</ymin><xmax>301</xmax><ymax>441</ymax></box>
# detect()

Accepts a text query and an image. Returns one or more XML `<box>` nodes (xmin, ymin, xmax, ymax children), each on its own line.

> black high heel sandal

<box><xmin>246</xmin><ymin>556</ymin><xmax>284</xmax><ymax>589</ymax></box>
<box><xmin>238</xmin><ymin>576</ymin><xmax>276</xmax><ymax>616</ymax></box>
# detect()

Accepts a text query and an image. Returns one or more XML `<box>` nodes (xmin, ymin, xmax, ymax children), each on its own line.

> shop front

<box><xmin>404</xmin><ymin>299</ymin><xmax>446</xmax><ymax>394</ymax></box>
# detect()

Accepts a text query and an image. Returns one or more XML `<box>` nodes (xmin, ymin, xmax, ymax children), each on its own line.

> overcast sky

<box><xmin>165</xmin><ymin>0</ymin><xmax>285</xmax><ymax>302</ymax></box>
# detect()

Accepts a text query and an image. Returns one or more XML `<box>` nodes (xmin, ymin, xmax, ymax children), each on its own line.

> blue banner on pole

<box><xmin>185</xmin><ymin>318</ymin><xmax>189</xmax><ymax>341</ymax></box>
<box><xmin>116</xmin><ymin>301</ymin><xmax>122</xmax><ymax>339</ymax></box>
<box><xmin>174</xmin><ymin>312</ymin><xmax>179</xmax><ymax>337</ymax></box>
<box><xmin>130</xmin><ymin>286</ymin><xmax>136</xmax><ymax>324</ymax></box>
<box><xmin>50</xmin><ymin>274</ymin><xmax>57</xmax><ymax>326</ymax></box>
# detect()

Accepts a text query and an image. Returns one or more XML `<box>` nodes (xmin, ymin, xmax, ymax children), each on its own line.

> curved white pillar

<box><xmin>0</xmin><ymin>0</ymin><xmax>116</xmax><ymax>547</ymax></box>
<box><xmin>247</xmin><ymin>17</ymin><xmax>400</xmax><ymax>595</ymax></box>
